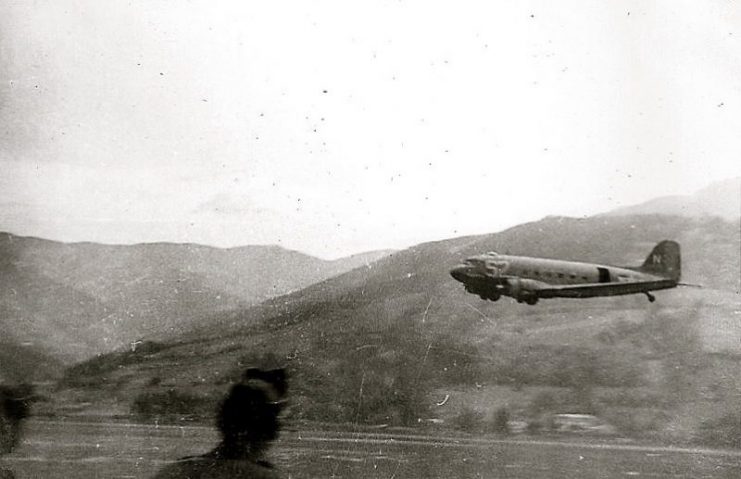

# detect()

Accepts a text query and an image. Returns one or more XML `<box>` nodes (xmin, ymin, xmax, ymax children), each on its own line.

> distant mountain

<box><xmin>605</xmin><ymin>177</ymin><xmax>740</xmax><ymax>220</ymax></box>
<box><xmin>0</xmin><ymin>233</ymin><xmax>391</xmax><ymax>364</ymax></box>
<box><xmin>61</xmin><ymin>214</ymin><xmax>741</xmax><ymax>438</ymax></box>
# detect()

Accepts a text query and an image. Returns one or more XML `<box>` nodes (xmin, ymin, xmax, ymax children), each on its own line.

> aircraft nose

<box><xmin>450</xmin><ymin>264</ymin><xmax>470</xmax><ymax>282</ymax></box>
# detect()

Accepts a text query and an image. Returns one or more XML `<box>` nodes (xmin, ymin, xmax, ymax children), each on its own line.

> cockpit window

<box><xmin>465</xmin><ymin>258</ymin><xmax>485</xmax><ymax>268</ymax></box>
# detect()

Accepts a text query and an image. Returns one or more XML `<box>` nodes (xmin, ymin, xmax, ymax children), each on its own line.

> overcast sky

<box><xmin>1</xmin><ymin>1</ymin><xmax>740</xmax><ymax>258</ymax></box>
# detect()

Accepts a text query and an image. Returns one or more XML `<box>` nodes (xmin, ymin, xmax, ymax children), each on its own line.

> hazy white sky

<box><xmin>1</xmin><ymin>0</ymin><xmax>740</xmax><ymax>258</ymax></box>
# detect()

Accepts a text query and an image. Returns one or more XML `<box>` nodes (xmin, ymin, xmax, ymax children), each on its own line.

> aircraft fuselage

<box><xmin>450</xmin><ymin>241</ymin><xmax>680</xmax><ymax>305</ymax></box>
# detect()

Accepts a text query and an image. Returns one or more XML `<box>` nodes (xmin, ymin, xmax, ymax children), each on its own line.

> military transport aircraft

<box><xmin>450</xmin><ymin>240</ymin><xmax>682</xmax><ymax>305</ymax></box>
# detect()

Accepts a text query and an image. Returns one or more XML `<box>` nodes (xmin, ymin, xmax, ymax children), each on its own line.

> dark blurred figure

<box><xmin>0</xmin><ymin>384</ymin><xmax>34</xmax><ymax>479</ymax></box>
<box><xmin>154</xmin><ymin>368</ymin><xmax>287</xmax><ymax>479</ymax></box>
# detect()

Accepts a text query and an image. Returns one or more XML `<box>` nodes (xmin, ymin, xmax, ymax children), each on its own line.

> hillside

<box><xmin>0</xmin><ymin>233</ymin><xmax>390</xmax><ymax>364</ymax></box>
<box><xmin>59</xmin><ymin>214</ymin><xmax>741</xmax><ymax>443</ymax></box>
<box><xmin>605</xmin><ymin>177</ymin><xmax>740</xmax><ymax>221</ymax></box>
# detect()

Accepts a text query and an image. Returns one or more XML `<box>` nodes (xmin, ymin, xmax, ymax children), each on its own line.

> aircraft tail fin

<box><xmin>638</xmin><ymin>240</ymin><xmax>681</xmax><ymax>282</ymax></box>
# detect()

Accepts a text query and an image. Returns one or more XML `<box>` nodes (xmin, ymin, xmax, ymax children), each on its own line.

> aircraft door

<box><xmin>597</xmin><ymin>267</ymin><xmax>610</xmax><ymax>283</ymax></box>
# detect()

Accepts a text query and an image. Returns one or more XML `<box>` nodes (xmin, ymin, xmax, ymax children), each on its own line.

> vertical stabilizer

<box><xmin>639</xmin><ymin>240</ymin><xmax>681</xmax><ymax>282</ymax></box>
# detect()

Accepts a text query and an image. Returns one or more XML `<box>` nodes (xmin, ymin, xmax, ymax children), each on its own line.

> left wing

<box><xmin>535</xmin><ymin>279</ymin><xmax>677</xmax><ymax>299</ymax></box>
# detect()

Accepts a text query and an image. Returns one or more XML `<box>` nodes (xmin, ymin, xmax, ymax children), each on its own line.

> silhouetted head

<box><xmin>215</xmin><ymin>368</ymin><xmax>287</xmax><ymax>458</ymax></box>
<box><xmin>0</xmin><ymin>384</ymin><xmax>33</xmax><ymax>455</ymax></box>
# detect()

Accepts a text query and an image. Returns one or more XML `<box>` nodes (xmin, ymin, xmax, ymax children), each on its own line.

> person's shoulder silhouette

<box><xmin>153</xmin><ymin>454</ymin><xmax>279</xmax><ymax>479</ymax></box>
<box><xmin>153</xmin><ymin>368</ymin><xmax>287</xmax><ymax>479</ymax></box>
<box><xmin>1</xmin><ymin>384</ymin><xmax>34</xmax><ymax>479</ymax></box>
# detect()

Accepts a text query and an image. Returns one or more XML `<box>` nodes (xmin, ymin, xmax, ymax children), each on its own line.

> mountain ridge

<box><xmin>603</xmin><ymin>177</ymin><xmax>740</xmax><ymax>221</ymax></box>
<box><xmin>0</xmin><ymin>232</ymin><xmax>392</xmax><ymax>365</ymax></box>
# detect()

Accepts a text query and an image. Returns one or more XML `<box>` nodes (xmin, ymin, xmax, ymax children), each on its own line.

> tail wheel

<box><xmin>525</xmin><ymin>297</ymin><xmax>539</xmax><ymax>305</ymax></box>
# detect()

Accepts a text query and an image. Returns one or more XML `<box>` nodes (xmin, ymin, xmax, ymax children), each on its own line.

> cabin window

<box><xmin>544</xmin><ymin>272</ymin><xmax>551</xmax><ymax>278</ymax></box>
<box><xmin>557</xmin><ymin>273</ymin><xmax>565</xmax><ymax>278</ymax></box>
<box><xmin>533</xmin><ymin>271</ymin><xmax>539</xmax><ymax>276</ymax></box>
<box><xmin>581</xmin><ymin>276</ymin><xmax>588</xmax><ymax>281</ymax></box>
<box><xmin>570</xmin><ymin>274</ymin><xmax>577</xmax><ymax>279</ymax></box>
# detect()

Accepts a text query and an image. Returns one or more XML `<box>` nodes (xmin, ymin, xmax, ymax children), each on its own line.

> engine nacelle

<box><xmin>506</xmin><ymin>278</ymin><xmax>543</xmax><ymax>301</ymax></box>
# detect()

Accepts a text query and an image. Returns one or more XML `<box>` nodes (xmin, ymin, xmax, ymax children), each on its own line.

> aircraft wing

<box><xmin>535</xmin><ymin>279</ymin><xmax>677</xmax><ymax>299</ymax></box>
